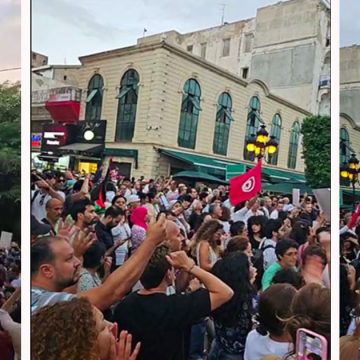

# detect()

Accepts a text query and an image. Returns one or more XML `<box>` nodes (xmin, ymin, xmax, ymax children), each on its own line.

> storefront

<box><xmin>38</xmin><ymin>120</ymin><xmax>107</xmax><ymax>173</ymax></box>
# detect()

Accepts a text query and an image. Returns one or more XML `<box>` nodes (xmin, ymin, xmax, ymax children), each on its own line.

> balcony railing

<box><xmin>32</xmin><ymin>87</ymin><xmax>82</xmax><ymax>105</ymax></box>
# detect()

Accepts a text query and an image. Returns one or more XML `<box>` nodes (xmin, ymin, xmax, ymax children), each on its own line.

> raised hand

<box><xmin>146</xmin><ymin>213</ymin><xmax>167</xmax><ymax>246</ymax></box>
<box><xmin>166</xmin><ymin>251</ymin><xmax>194</xmax><ymax>271</ymax></box>
<box><xmin>73</xmin><ymin>230</ymin><xmax>97</xmax><ymax>258</ymax></box>
<box><xmin>58</xmin><ymin>220</ymin><xmax>74</xmax><ymax>241</ymax></box>
<box><xmin>109</xmin><ymin>330</ymin><xmax>141</xmax><ymax>360</ymax></box>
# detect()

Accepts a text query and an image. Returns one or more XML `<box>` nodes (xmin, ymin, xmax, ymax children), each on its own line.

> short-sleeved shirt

<box><xmin>113</xmin><ymin>289</ymin><xmax>211</xmax><ymax>360</ymax></box>
<box><xmin>260</xmin><ymin>239</ymin><xmax>277</xmax><ymax>270</ymax></box>
<box><xmin>261</xmin><ymin>262</ymin><xmax>283</xmax><ymax>290</ymax></box>
<box><xmin>77</xmin><ymin>269</ymin><xmax>102</xmax><ymax>293</ymax></box>
<box><xmin>95</xmin><ymin>221</ymin><xmax>114</xmax><ymax>250</ymax></box>
<box><xmin>244</xmin><ymin>329</ymin><xmax>293</xmax><ymax>360</ymax></box>
<box><xmin>31</xmin><ymin>287</ymin><xmax>75</xmax><ymax>314</ymax></box>
<box><xmin>32</xmin><ymin>189</ymin><xmax>65</xmax><ymax>221</ymax></box>
<box><xmin>131</xmin><ymin>225</ymin><xmax>147</xmax><ymax>252</ymax></box>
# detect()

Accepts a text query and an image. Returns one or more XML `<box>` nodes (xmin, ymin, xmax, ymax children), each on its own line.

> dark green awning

<box><xmin>172</xmin><ymin>170</ymin><xmax>228</xmax><ymax>184</ymax></box>
<box><xmin>159</xmin><ymin>147</ymin><xmax>306</xmax><ymax>185</ymax></box>
<box><xmin>159</xmin><ymin>148</ymin><xmax>238</xmax><ymax>171</ymax></box>
<box><xmin>262</xmin><ymin>182</ymin><xmax>312</xmax><ymax>194</ymax></box>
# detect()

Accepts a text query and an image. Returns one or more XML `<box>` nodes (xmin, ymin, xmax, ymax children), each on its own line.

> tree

<box><xmin>0</xmin><ymin>83</ymin><xmax>21</xmax><ymax>241</ymax></box>
<box><xmin>300</xmin><ymin>115</ymin><xmax>331</xmax><ymax>189</ymax></box>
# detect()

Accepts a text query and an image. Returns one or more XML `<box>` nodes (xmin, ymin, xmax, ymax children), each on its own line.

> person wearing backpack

<box><xmin>252</xmin><ymin>219</ymin><xmax>282</xmax><ymax>290</ymax></box>
<box><xmin>262</xmin><ymin>239</ymin><xmax>299</xmax><ymax>291</ymax></box>
<box><xmin>261</xmin><ymin>219</ymin><xmax>284</xmax><ymax>270</ymax></box>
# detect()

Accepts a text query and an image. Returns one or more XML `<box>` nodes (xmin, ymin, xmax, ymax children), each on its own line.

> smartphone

<box><xmin>160</xmin><ymin>194</ymin><xmax>170</xmax><ymax>209</ymax></box>
<box><xmin>296</xmin><ymin>328</ymin><xmax>327</xmax><ymax>360</ymax></box>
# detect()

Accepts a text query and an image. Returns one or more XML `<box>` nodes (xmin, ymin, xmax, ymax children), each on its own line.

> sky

<box><xmin>340</xmin><ymin>0</ymin><xmax>360</xmax><ymax>47</ymax></box>
<box><xmin>32</xmin><ymin>0</ymin><xmax>282</xmax><ymax>65</ymax></box>
<box><xmin>0</xmin><ymin>0</ymin><xmax>21</xmax><ymax>83</ymax></box>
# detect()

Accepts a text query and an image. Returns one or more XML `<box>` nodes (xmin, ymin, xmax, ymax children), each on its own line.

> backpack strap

<box><xmin>262</xmin><ymin>244</ymin><xmax>275</xmax><ymax>251</ymax></box>
<box><xmin>31</xmin><ymin>190</ymin><xmax>40</xmax><ymax>205</ymax></box>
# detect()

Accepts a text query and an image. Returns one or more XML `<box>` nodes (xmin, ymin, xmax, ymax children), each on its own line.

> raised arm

<box><xmin>166</xmin><ymin>251</ymin><xmax>233</xmax><ymax>311</ymax></box>
<box><xmin>80</xmin><ymin>214</ymin><xmax>167</xmax><ymax>310</ymax></box>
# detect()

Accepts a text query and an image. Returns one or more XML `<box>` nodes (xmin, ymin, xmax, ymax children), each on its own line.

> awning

<box><xmin>159</xmin><ymin>148</ymin><xmax>306</xmax><ymax>184</ymax></box>
<box><xmin>261</xmin><ymin>167</ymin><xmax>306</xmax><ymax>183</ymax></box>
<box><xmin>227</xmin><ymin>163</ymin><xmax>305</xmax><ymax>184</ymax></box>
<box><xmin>37</xmin><ymin>154</ymin><xmax>61</xmax><ymax>162</ymax></box>
<box><xmin>59</xmin><ymin>143</ymin><xmax>103</xmax><ymax>153</ymax></box>
<box><xmin>172</xmin><ymin>170</ymin><xmax>228</xmax><ymax>184</ymax></box>
<box><xmin>262</xmin><ymin>182</ymin><xmax>312</xmax><ymax>194</ymax></box>
<box><xmin>159</xmin><ymin>148</ymin><xmax>238</xmax><ymax>171</ymax></box>
<box><xmin>45</xmin><ymin>100</ymin><xmax>80</xmax><ymax>123</ymax></box>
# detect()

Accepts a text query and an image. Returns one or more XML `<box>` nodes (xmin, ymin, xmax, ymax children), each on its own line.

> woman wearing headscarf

<box><xmin>130</xmin><ymin>207</ymin><xmax>148</xmax><ymax>253</ymax></box>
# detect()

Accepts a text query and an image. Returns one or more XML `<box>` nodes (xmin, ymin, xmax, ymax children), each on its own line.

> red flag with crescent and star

<box><xmin>229</xmin><ymin>160</ymin><xmax>262</xmax><ymax>205</ymax></box>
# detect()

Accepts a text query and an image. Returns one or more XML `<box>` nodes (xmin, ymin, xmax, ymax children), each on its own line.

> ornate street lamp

<box><xmin>246</xmin><ymin>125</ymin><xmax>278</xmax><ymax>161</ymax></box>
<box><xmin>340</xmin><ymin>153</ymin><xmax>360</xmax><ymax>211</ymax></box>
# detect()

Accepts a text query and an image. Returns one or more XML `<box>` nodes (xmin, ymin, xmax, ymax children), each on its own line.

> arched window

<box><xmin>115</xmin><ymin>69</ymin><xmax>139</xmax><ymax>141</ymax></box>
<box><xmin>268</xmin><ymin>113</ymin><xmax>282</xmax><ymax>165</ymax></box>
<box><xmin>177</xmin><ymin>79</ymin><xmax>201</xmax><ymax>149</ymax></box>
<box><xmin>287</xmin><ymin>121</ymin><xmax>301</xmax><ymax>169</ymax></box>
<box><xmin>243</xmin><ymin>96</ymin><xmax>261</xmax><ymax>161</ymax></box>
<box><xmin>340</xmin><ymin>127</ymin><xmax>350</xmax><ymax>165</ymax></box>
<box><xmin>213</xmin><ymin>92</ymin><xmax>233</xmax><ymax>155</ymax></box>
<box><xmin>85</xmin><ymin>74</ymin><xmax>104</xmax><ymax>121</ymax></box>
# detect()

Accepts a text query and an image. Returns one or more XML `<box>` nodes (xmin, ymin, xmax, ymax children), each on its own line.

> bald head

<box><xmin>164</xmin><ymin>221</ymin><xmax>184</xmax><ymax>251</ymax></box>
<box><xmin>46</xmin><ymin>198</ymin><xmax>64</xmax><ymax>223</ymax></box>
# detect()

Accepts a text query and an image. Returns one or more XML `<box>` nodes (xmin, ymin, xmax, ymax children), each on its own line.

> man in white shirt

<box><xmin>233</xmin><ymin>197</ymin><xmax>264</xmax><ymax>224</ymax></box>
<box><xmin>31</xmin><ymin>172</ymin><xmax>65</xmax><ymax>221</ymax></box>
<box><xmin>269</xmin><ymin>200</ymin><xmax>285</xmax><ymax>220</ymax></box>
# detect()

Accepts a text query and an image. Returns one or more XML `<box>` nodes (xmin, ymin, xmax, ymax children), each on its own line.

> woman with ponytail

<box><xmin>244</xmin><ymin>284</ymin><xmax>296</xmax><ymax>360</ymax></box>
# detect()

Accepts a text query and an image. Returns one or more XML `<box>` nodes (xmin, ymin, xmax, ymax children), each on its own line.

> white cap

<box><xmin>127</xmin><ymin>194</ymin><xmax>140</xmax><ymax>204</ymax></box>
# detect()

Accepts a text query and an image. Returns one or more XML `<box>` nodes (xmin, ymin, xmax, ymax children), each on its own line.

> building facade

<box><xmin>75</xmin><ymin>40</ymin><xmax>310</xmax><ymax>181</ymax></box>
<box><xmin>340</xmin><ymin>46</ymin><xmax>360</xmax><ymax>204</ymax></box>
<box><xmin>138</xmin><ymin>0</ymin><xmax>330</xmax><ymax>115</ymax></box>
<box><xmin>31</xmin><ymin>51</ymin><xmax>48</xmax><ymax>68</ymax></box>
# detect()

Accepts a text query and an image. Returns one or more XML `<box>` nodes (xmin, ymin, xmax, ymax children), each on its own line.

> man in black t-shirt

<box><xmin>113</xmin><ymin>246</ymin><xmax>233</xmax><ymax>360</ymax></box>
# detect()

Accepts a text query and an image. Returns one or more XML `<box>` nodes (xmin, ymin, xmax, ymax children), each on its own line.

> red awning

<box><xmin>45</xmin><ymin>100</ymin><xmax>80</xmax><ymax>123</ymax></box>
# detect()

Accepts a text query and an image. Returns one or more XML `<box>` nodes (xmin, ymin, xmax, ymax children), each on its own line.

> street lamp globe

<box><xmin>246</xmin><ymin>134</ymin><xmax>256</xmax><ymax>152</ymax></box>
<box><xmin>340</xmin><ymin>164</ymin><xmax>349</xmax><ymax>179</ymax></box>
<box><xmin>267</xmin><ymin>136</ymin><xmax>278</xmax><ymax>155</ymax></box>
<box><xmin>349</xmin><ymin>154</ymin><xmax>359</xmax><ymax>170</ymax></box>
<box><xmin>256</xmin><ymin>125</ymin><xmax>269</xmax><ymax>144</ymax></box>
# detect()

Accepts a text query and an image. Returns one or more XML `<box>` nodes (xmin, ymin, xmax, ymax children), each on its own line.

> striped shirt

<box><xmin>31</xmin><ymin>287</ymin><xmax>75</xmax><ymax>314</ymax></box>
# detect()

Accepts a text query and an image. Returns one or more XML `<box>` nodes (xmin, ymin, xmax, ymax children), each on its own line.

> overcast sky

<box><xmin>0</xmin><ymin>0</ymin><xmax>21</xmax><ymax>83</ymax></box>
<box><xmin>340</xmin><ymin>0</ymin><xmax>360</xmax><ymax>47</ymax></box>
<box><xmin>32</xmin><ymin>0</ymin><xmax>283</xmax><ymax>65</ymax></box>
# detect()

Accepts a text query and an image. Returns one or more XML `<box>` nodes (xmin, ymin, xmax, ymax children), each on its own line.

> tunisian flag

<box><xmin>229</xmin><ymin>160</ymin><xmax>262</xmax><ymax>205</ymax></box>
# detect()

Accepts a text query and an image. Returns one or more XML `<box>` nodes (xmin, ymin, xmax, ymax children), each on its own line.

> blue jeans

<box><xmin>188</xmin><ymin>320</ymin><xmax>207</xmax><ymax>360</ymax></box>
<box><xmin>208</xmin><ymin>340</ymin><xmax>243</xmax><ymax>360</ymax></box>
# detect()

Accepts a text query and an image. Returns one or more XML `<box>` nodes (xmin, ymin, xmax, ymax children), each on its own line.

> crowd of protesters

<box><xmin>0</xmin><ymin>244</ymin><xmax>21</xmax><ymax>360</ymax></box>
<box><xmin>338</xmin><ymin>205</ymin><xmax>360</xmax><ymax>358</ymax></box>
<box><xmin>30</xmin><ymin>166</ymin><xmax>331</xmax><ymax>360</ymax></box>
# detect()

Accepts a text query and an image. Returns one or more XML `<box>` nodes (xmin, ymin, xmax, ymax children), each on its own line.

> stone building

<box><xmin>32</xmin><ymin>0</ymin><xmax>331</xmax><ymax>187</ymax></box>
<box><xmin>31</xmin><ymin>51</ymin><xmax>48</xmax><ymax>68</ymax></box>
<box><xmin>74</xmin><ymin>39</ymin><xmax>310</xmax><ymax>182</ymax></box>
<box><xmin>340</xmin><ymin>46</ymin><xmax>360</xmax><ymax>204</ymax></box>
<box><xmin>139</xmin><ymin>0</ymin><xmax>330</xmax><ymax>115</ymax></box>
